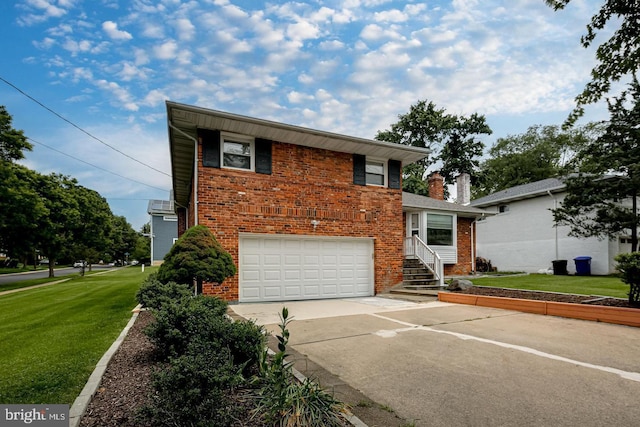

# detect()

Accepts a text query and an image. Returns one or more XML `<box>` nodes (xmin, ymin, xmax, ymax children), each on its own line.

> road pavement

<box><xmin>232</xmin><ymin>297</ymin><xmax>640</xmax><ymax>427</ymax></box>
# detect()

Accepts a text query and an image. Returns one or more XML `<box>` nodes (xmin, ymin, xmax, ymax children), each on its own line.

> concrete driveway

<box><xmin>232</xmin><ymin>296</ymin><xmax>640</xmax><ymax>427</ymax></box>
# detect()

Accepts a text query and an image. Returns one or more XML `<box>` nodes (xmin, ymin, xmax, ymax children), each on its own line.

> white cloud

<box><xmin>94</xmin><ymin>79</ymin><xmax>139</xmax><ymax>111</ymax></box>
<box><xmin>33</xmin><ymin>37</ymin><xmax>56</xmax><ymax>49</ymax></box>
<box><xmin>153</xmin><ymin>40</ymin><xmax>178</xmax><ymax>60</ymax></box>
<box><xmin>174</xmin><ymin>18</ymin><xmax>195</xmax><ymax>41</ymax></box>
<box><xmin>373</xmin><ymin>9</ymin><xmax>407</xmax><ymax>23</ymax></box>
<box><xmin>102</xmin><ymin>21</ymin><xmax>132</xmax><ymax>40</ymax></box>
<box><xmin>287</xmin><ymin>91</ymin><xmax>314</xmax><ymax>104</ymax></box>
<box><xmin>287</xmin><ymin>20</ymin><xmax>320</xmax><ymax>41</ymax></box>
<box><xmin>17</xmin><ymin>0</ymin><xmax>68</xmax><ymax>26</ymax></box>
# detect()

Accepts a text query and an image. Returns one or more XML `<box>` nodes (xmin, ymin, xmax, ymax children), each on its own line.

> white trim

<box><xmin>365</xmin><ymin>157</ymin><xmax>387</xmax><ymax>187</ymax></box>
<box><xmin>221</xmin><ymin>131</ymin><xmax>255</xmax><ymax>171</ymax></box>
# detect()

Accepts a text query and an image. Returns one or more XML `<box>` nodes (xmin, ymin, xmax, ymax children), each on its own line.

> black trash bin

<box><xmin>574</xmin><ymin>256</ymin><xmax>592</xmax><ymax>276</ymax></box>
<box><xmin>552</xmin><ymin>260</ymin><xmax>568</xmax><ymax>275</ymax></box>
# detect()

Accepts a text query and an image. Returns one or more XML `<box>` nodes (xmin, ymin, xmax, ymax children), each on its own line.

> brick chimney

<box><xmin>428</xmin><ymin>172</ymin><xmax>445</xmax><ymax>200</ymax></box>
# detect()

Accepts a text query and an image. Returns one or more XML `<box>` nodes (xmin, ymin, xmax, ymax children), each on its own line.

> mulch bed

<box><xmin>454</xmin><ymin>286</ymin><xmax>635</xmax><ymax>308</ymax></box>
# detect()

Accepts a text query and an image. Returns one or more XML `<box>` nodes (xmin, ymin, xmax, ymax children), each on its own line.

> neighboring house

<box><xmin>471</xmin><ymin>178</ymin><xmax>632</xmax><ymax>275</ymax></box>
<box><xmin>403</xmin><ymin>173</ymin><xmax>490</xmax><ymax>279</ymax></box>
<box><xmin>147</xmin><ymin>199</ymin><xmax>178</xmax><ymax>265</ymax></box>
<box><xmin>167</xmin><ymin>101</ymin><xmax>429</xmax><ymax>302</ymax></box>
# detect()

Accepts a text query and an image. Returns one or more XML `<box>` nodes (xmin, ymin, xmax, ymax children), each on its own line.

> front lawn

<box><xmin>470</xmin><ymin>274</ymin><xmax>628</xmax><ymax>299</ymax></box>
<box><xmin>0</xmin><ymin>266</ymin><xmax>156</xmax><ymax>404</ymax></box>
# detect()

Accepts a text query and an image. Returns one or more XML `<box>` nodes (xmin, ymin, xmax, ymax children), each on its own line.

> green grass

<box><xmin>470</xmin><ymin>274</ymin><xmax>629</xmax><ymax>299</ymax></box>
<box><xmin>0</xmin><ymin>266</ymin><xmax>156</xmax><ymax>404</ymax></box>
<box><xmin>0</xmin><ymin>272</ymin><xmax>93</xmax><ymax>293</ymax></box>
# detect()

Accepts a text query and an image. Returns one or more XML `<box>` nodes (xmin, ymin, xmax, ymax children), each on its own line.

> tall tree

<box><xmin>109</xmin><ymin>215</ymin><xmax>139</xmax><ymax>264</ymax></box>
<box><xmin>553</xmin><ymin>76</ymin><xmax>640</xmax><ymax>251</ymax></box>
<box><xmin>546</xmin><ymin>1</ymin><xmax>640</xmax><ymax>126</ymax></box>
<box><xmin>68</xmin><ymin>184</ymin><xmax>114</xmax><ymax>271</ymax></box>
<box><xmin>0</xmin><ymin>105</ymin><xmax>32</xmax><ymax>162</ymax></box>
<box><xmin>33</xmin><ymin>174</ymin><xmax>82</xmax><ymax>277</ymax></box>
<box><xmin>0</xmin><ymin>164</ymin><xmax>47</xmax><ymax>266</ymax></box>
<box><xmin>474</xmin><ymin>124</ymin><xmax>598</xmax><ymax>198</ymax></box>
<box><xmin>376</xmin><ymin>100</ymin><xmax>491</xmax><ymax>196</ymax></box>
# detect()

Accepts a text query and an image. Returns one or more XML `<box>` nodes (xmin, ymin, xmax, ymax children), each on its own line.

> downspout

<box><xmin>471</xmin><ymin>214</ymin><xmax>483</xmax><ymax>274</ymax></box>
<box><xmin>547</xmin><ymin>190</ymin><xmax>558</xmax><ymax>260</ymax></box>
<box><xmin>168</xmin><ymin>123</ymin><xmax>198</xmax><ymax>226</ymax></box>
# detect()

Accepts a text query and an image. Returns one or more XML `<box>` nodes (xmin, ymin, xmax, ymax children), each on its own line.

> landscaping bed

<box><xmin>79</xmin><ymin>310</ymin><xmax>269</xmax><ymax>427</ymax></box>
<box><xmin>455</xmin><ymin>286</ymin><xmax>633</xmax><ymax>307</ymax></box>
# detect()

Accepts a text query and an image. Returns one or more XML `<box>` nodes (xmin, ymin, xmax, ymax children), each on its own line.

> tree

<box><xmin>157</xmin><ymin>225</ymin><xmax>236</xmax><ymax>294</ymax></box>
<box><xmin>0</xmin><ymin>164</ymin><xmax>47</xmax><ymax>266</ymax></box>
<box><xmin>131</xmin><ymin>223</ymin><xmax>151</xmax><ymax>265</ymax></box>
<box><xmin>546</xmin><ymin>1</ymin><xmax>640</xmax><ymax>126</ymax></box>
<box><xmin>109</xmin><ymin>215</ymin><xmax>138</xmax><ymax>264</ymax></box>
<box><xmin>33</xmin><ymin>173</ymin><xmax>82</xmax><ymax>277</ymax></box>
<box><xmin>473</xmin><ymin>124</ymin><xmax>598</xmax><ymax>198</ymax></box>
<box><xmin>0</xmin><ymin>105</ymin><xmax>32</xmax><ymax>162</ymax></box>
<box><xmin>68</xmin><ymin>184</ymin><xmax>114</xmax><ymax>271</ymax></box>
<box><xmin>552</xmin><ymin>76</ymin><xmax>640</xmax><ymax>252</ymax></box>
<box><xmin>376</xmin><ymin>100</ymin><xmax>491</xmax><ymax>196</ymax></box>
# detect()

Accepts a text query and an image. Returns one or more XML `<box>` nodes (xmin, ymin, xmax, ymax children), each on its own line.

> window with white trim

<box><xmin>221</xmin><ymin>132</ymin><xmax>254</xmax><ymax>171</ymax></box>
<box><xmin>365</xmin><ymin>159</ymin><xmax>386</xmax><ymax>186</ymax></box>
<box><xmin>426</xmin><ymin>213</ymin><xmax>454</xmax><ymax>246</ymax></box>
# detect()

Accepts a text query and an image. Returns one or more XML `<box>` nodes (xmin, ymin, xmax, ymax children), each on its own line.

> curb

<box><xmin>69</xmin><ymin>304</ymin><xmax>142</xmax><ymax>427</ymax></box>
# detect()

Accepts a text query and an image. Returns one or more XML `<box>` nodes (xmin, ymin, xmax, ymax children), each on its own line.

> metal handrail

<box><xmin>404</xmin><ymin>236</ymin><xmax>444</xmax><ymax>286</ymax></box>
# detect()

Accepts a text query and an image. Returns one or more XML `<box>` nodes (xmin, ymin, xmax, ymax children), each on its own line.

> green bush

<box><xmin>135</xmin><ymin>273</ymin><xmax>193</xmax><ymax>310</ymax></box>
<box><xmin>157</xmin><ymin>225</ymin><xmax>236</xmax><ymax>293</ymax></box>
<box><xmin>145</xmin><ymin>295</ymin><xmax>229</xmax><ymax>359</ymax></box>
<box><xmin>138</xmin><ymin>344</ymin><xmax>243</xmax><ymax>427</ymax></box>
<box><xmin>614</xmin><ymin>251</ymin><xmax>640</xmax><ymax>306</ymax></box>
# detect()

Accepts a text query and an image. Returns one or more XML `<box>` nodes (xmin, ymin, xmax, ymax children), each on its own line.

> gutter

<box><xmin>168</xmin><ymin>122</ymin><xmax>198</xmax><ymax>226</ymax></box>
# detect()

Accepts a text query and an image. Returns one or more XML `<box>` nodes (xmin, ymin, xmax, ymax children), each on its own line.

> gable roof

<box><xmin>470</xmin><ymin>178</ymin><xmax>566</xmax><ymax>208</ymax></box>
<box><xmin>167</xmin><ymin>101</ymin><xmax>430</xmax><ymax>207</ymax></box>
<box><xmin>402</xmin><ymin>192</ymin><xmax>488</xmax><ymax>218</ymax></box>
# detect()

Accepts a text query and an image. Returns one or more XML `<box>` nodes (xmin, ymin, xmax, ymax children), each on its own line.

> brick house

<box><xmin>402</xmin><ymin>173</ymin><xmax>489</xmax><ymax>285</ymax></box>
<box><xmin>167</xmin><ymin>101</ymin><xmax>481</xmax><ymax>302</ymax></box>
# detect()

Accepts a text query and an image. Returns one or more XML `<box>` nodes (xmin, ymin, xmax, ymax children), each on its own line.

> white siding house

<box><xmin>471</xmin><ymin>178</ymin><xmax>632</xmax><ymax>275</ymax></box>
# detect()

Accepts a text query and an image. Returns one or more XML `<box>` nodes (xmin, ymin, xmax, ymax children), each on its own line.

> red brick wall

<box><xmin>444</xmin><ymin>217</ymin><xmax>475</xmax><ymax>275</ymax></box>
<box><xmin>191</xmin><ymin>140</ymin><xmax>404</xmax><ymax>301</ymax></box>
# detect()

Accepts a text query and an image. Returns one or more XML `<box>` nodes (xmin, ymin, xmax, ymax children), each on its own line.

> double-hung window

<box><xmin>426</xmin><ymin>213</ymin><xmax>453</xmax><ymax>246</ymax></box>
<box><xmin>221</xmin><ymin>132</ymin><xmax>254</xmax><ymax>171</ymax></box>
<box><xmin>365</xmin><ymin>159</ymin><xmax>386</xmax><ymax>186</ymax></box>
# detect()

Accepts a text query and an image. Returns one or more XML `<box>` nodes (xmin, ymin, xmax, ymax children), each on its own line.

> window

<box><xmin>365</xmin><ymin>159</ymin><xmax>386</xmax><ymax>186</ymax></box>
<box><xmin>426</xmin><ymin>213</ymin><xmax>453</xmax><ymax>246</ymax></box>
<box><xmin>498</xmin><ymin>205</ymin><xmax>509</xmax><ymax>213</ymax></box>
<box><xmin>221</xmin><ymin>133</ymin><xmax>254</xmax><ymax>170</ymax></box>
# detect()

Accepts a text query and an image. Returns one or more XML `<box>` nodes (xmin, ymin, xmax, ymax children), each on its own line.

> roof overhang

<box><xmin>167</xmin><ymin>101</ymin><xmax>430</xmax><ymax>207</ymax></box>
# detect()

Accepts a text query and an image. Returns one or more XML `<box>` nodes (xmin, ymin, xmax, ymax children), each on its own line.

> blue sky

<box><xmin>0</xmin><ymin>0</ymin><xmax>609</xmax><ymax>230</ymax></box>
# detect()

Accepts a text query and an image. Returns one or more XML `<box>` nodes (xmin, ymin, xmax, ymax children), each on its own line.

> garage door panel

<box><xmin>239</xmin><ymin>235</ymin><xmax>374</xmax><ymax>302</ymax></box>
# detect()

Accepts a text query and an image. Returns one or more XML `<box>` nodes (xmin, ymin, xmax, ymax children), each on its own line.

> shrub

<box><xmin>145</xmin><ymin>295</ymin><xmax>229</xmax><ymax>359</ymax></box>
<box><xmin>157</xmin><ymin>225</ymin><xmax>236</xmax><ymax>294</ymax></box>
<box><xmin>135</xmin><ymin>273</ymin><xmax>192</xmax><ymax>310</ymax></box>
<box><xmin>138</xmin><ymin>343</ymin><xmax>244</xmax><ymax>427</ymax></box>
<box><xmin>614</xmin><ymin>251</ymin><xmax>640</xmax><ymax>307</ymax></box>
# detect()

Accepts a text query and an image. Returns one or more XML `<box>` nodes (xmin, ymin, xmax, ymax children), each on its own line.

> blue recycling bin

<box><xmin>574</xmin><ymin>256</ymin><xmax>592</xmax><ymax>276</ymax></box>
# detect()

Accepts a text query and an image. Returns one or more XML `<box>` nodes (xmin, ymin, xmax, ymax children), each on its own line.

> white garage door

<box><xmin>239</xmin><ymin>234</ymin><xmax>374</xmax><ymax>302</ymax></box>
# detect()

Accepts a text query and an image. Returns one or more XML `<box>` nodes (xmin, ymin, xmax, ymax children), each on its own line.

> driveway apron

<box><xmin>232</xmin><ymin>297</ymin><xmax>640</xmax><ymax>427</ymax></box>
